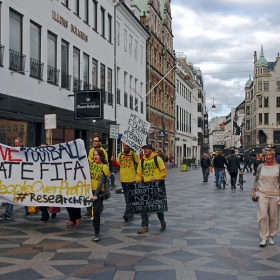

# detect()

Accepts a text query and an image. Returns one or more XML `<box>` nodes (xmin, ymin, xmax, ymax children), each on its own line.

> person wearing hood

<box><xmin>135</xmin><ymin>144</ymin><xmax>167</xmax><ymax>234</ymax></box>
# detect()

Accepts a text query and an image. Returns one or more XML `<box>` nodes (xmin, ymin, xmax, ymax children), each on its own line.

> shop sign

<box><xmin>74</xmin><ymin>90</ymin><xmax>103</xmax><ymax>119</ymax></box>
<box><xmin>44</xmin><ymin>114</ymin><xmax>57</xmax><ymax>129</ymax></box>
<box><xmin>158</xmin><ymin>130</ymin><xmax>165</xmax><ymax>137</ymax></box>
<box><xmin>52</xmin><ymin>10</ymin><xmax>88</xmax><ymax>42</ymax></box>
<box><xmin>110</xmin><ymin>125</ymin><xmax>119</xmax><ymax>139</ymax></box>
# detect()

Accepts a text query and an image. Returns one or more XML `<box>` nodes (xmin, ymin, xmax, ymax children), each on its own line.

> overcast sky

<box><xmin>171</xmin><ymin>0</ymin><xmax>280</xmax><ymax>119</ymax></box>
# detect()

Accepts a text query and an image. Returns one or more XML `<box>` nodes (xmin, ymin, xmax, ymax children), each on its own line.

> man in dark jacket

<box><xmin>227</xmin><ymin>150</ymin><xmax>241</xmax><ymax>190</ymax></box>
<box><xmin>200</xmin><ymin>153</ymin><xmax>211</xmax><ymax>182</ymax></box>
<box><xmin>213</xmin><ymin>150</ymin><xmax>228</xmax><ymax>189</ymax></box>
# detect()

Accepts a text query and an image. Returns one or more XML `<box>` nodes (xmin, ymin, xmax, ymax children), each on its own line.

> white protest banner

<box><xmin>0</xmin><ymin>139</ymin><xmax>91</xmax><ymax>208</ymax></box>
<box><xmin>121</xmin><ymin>113</ymin><xmax>150</xmax><ymax>153</ymax></box>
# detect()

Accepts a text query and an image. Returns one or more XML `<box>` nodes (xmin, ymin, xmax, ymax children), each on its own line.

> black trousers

<box><xmin>92</xmin><ymin>191</ymin><xmax>104</xmax><ymax>234</ymax></box>
<box><xmin>66</xmin><ymin>207</ymin><xmax>81</xmax><ymax>224</ymax></box>
<box><xmin>230</xmin><ymin>172</ymin><xmax>238</xmax><ymax>187</ymax></box>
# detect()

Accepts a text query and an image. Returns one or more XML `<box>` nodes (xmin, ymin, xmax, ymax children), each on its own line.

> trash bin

<box><xmin>181</xmin><ymin>164</ymin><xmax>187</xmax><ymax>171</ymax></box>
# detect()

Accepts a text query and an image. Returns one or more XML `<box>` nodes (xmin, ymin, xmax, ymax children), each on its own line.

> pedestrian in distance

<box><xmin>111</xmin><ymin>142</ymin><xmax>140</xmax><ymax>222</ymax></box>
<box><xmin>227</xmin><ymin>150</ymin><xmax>241</xmax><ymax>190</ymax></box>
<box><xmin>213</xmin><ymin>150</ymin><xmax>228</xmax><ymax>189</ymax></box>
<box><xmin>89</xmin><ymin>148</ymin><xmax>110</xmax><ymax>241</ymax></box>
<box><xmin>168</xmin><ymin>153</ymin><xmax>174</xmax><ymax>169</ymax></box>
<box><xmin>253</xmin><ymin>153</ymin><xmax>264</xmax><ymax>176</ymax></box>
<box><xmin>135</xmin><ymin>144</ymin><xmax>167</xmax><ymax>234</ymax></box>
<box><xmin>200</xmin><ymin>153</ymin><xmax>211</xmax><ymax>182</ymax></box>
<box><xmin>252</xmin><ymin>149</ymin><xmax>280</xmax><ymax>247</ymax></box>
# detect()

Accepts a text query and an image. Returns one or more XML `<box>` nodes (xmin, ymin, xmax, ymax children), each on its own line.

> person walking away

<box><xmin>111</xmin><ymin>143</ymin><xmax>140</xmax><ymax>222</ymax></box>
<box><xmin>168</xmin><ymin>153</ymin><xmax>174</xmax><ymax>169</ymax></box>
<box><xmin>200</xmin><ymin>153</ymin><xmax>211</xmax><ymax>182</ymax></box>
<box><xmin>213</xmin><ymin>150</ymin><xmax>228</xmax><ymax>189</ymax></box>
<box><xmin>227</xmin><ymin>150</ymin><xmax>241</xmax><ymax>190</ymax></box>
<box><xmin>253</xmin><ymin>153</ymin><xmax>264</xmax><ymax>176</ymax></box>
<box><xmin>252</xmin><ymin>149</ymin><xmax>280</xmax><ymax>247</ymax></box>
<box><xmin>243</xmin><ymin>153</ymin><xmax>250</xmax><ymax>172</ymax></box>
<box><xmin>89</xmin><ymin>148</ymin><xmax>110</xmax><ymax>241</ymax></box>
<box><xmin>135</xmin><ymin>144</ymin><xmax>167</xmax><ymax>234</ymax></box>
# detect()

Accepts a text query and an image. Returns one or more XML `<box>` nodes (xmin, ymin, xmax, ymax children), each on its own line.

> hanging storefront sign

<box><xmin>74</xmin><ymin>90</ymin><xmax>103</xmax><ymax>120</ymax></box>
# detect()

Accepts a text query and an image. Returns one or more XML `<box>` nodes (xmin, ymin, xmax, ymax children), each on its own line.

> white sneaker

<box><xmin>259</xmin><ymin>239</ymin><xmax>267</xmax><ymax>247</ymax></box>
<box><xmin>268</xmin><ymin>237</ymin><xmax>275</xmax><ymax>245</ymax></box>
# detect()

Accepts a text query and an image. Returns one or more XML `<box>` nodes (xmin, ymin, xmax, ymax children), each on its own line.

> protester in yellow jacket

<box><xmin>89</xmin><ymin>148</ymin><xmax>110</xmax><ymax>242</ymax></box>
<box><xmin>135</xmin><ymin>144</ymin><xmax>167</xmax><ymax>234</ymax></box>
<box><xmin>88</xmin><ymin>134</ymin><xmax>108</xmax><ymax>161</ymax></box>
<box><xmin>111</xmin><ymin>143</ymin><xmax>140</xmax><ymax>222</ymax></box>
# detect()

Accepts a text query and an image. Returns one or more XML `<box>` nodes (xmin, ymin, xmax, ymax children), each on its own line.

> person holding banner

<box><xmin>135</xmin><ymin>144</ymin><xmax>167</xmax><ymax>234</ymax></box>
<box><xmin>89</xmin><ymin>148</ymin><xmax>110</xmax><ymax>241</ymax></box>
<box><xmin>111</xmin><ymin>143</ymin><xmax>140</xmax><ymax>222</ymax></box>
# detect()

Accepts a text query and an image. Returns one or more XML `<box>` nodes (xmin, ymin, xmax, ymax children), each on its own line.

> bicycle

<box><xmin>221</xmin><ymin>168</ymin><xmax>227</xmax><ymax>190</ymax></box>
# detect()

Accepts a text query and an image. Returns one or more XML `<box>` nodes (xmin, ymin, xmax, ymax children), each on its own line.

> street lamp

<box><xmin>212</xmin><ymin>98</ymin><xmax>216</xmax><ymax>108</ymax></box>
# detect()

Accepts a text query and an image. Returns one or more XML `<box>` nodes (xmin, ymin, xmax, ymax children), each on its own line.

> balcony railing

<box><xmin>9</xmin><ymin>49</ymin><xmax>26</xmax><ymax>72</ymax></box>
<box><xmin>47</xmin><ymin>65</ymin><xmax>60</xmax><ymax>85</ymax></box>
<box><xmin>61</xmin><ymin>72</ymin><xmax>72</xmax><ymax>89</ymax></box>
<box><xmin>30</xmin><ymin>58</ymin><xmax>44</xmax><ymax>80</ymax></box>
<box><xmin>83</xmin><ymin>81</ymin><xmax>91</xmax><ymax>90</ymax></box>
<box><xmin>73</xmin><ymin>77</ymin><xmax>82</xmax><ymax>91</ymax></box>
<box><xmin>105</xmin><ymin>91</ymin><xmax>113</xmax><ymax>105</ymax></box>
<box><xmin>0</xmin><ymin>45</ymin><xmax>4</xmax><ymax>66</ymax></box>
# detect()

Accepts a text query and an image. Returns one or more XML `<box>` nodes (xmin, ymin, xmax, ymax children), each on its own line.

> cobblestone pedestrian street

<box><xmin>0</xmin><ymin>167</ymin><xmax>280</xmax><ymax>279</ymax></box>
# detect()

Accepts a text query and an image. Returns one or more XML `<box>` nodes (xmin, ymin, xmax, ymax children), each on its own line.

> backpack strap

<box><xmin>140</xmin><ymin>156</ymin><xmax>160</xmax><ymax>171</ymax></box>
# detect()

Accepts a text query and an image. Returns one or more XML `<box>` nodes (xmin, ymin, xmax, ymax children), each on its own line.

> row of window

<box><xmin>176</xmin><ymin>80</ymin><xmax>192</xmax><ymax>102</ymax></box>
<box><xmin>246</xmin><ymin>96</ymin><xmax>280</xmax><ymax>115</ymax></box>
<box><xmin>116</xmin><ymin>89</ymin><xmax>144</xmax><ymax>113</ymax></box>
<box><xmin>62</xmin><ymin>0</ymin><xmax>112</xmax><ymax>42</ymax></box>
<box><xmin>176</xmin><ymin>105</ymin><xmax>192</xmax><ymax>133</ymax></box>
<box><xmin>7</xmin><ymin>9</ymin><xmax>112</xmax><ymax>93</ymax></box>
<box><xmin>246</xmin><ymin>81</ymin><xmax>280</xmax><ymax>99</ymax></box>
<box><xmin>0</xmin><ymin>125</ymin><xmax>25</xmax><ymax>133</ymax></box>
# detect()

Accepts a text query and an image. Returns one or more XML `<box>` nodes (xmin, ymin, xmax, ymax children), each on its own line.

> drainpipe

<box><xmin>114</xmin><ymin>0</ymin><xmax>121</xmax><ymax>158</ymax></box>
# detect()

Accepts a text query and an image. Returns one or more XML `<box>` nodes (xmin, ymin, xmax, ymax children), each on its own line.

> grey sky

<box><xmin>171</xmin><ymin>0</ymin><xmax>280</xmax><ymax>119</ymax></box>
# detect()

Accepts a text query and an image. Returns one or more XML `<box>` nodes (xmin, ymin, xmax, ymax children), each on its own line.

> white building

<box><xmin>209</xmin><ymin>116</ymin><xmax>226</xmax><ymax>152</ymax></box>
<box><xmin>115</xmin><ymin>1</ymin><xmax>149</xmax><ymax>151</ymax></box>
<box><xmin>0</xmin><ymin>0</ymin><xmax>141</xmax><ymax>154</ymax></box>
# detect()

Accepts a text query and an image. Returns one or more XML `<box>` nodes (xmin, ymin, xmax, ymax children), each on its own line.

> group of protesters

<box><xmin>0</xmin><ymin>135</ymin><xmax>168</xmax><ymax>242</ymax></box>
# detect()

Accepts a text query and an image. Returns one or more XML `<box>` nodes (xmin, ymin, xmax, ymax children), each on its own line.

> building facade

<box><xmin>244</xmin><ymin>46</ymin><xmax>280</xmax><ymax>153</ymax></box>
<box><xmin>132</xmin><ymin>0</ymin><xmax>176</xmax><ymax>154</ymax></box>
<box><xmin>114</xmin><ymin>0</ymin><xmax>149</xmax><ymax>153</ymax></box>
